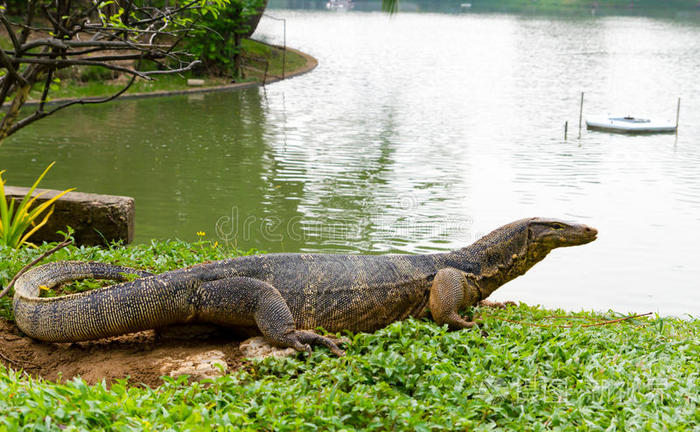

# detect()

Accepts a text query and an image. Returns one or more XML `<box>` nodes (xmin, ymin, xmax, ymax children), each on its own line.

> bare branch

<box><xmin>12</xmin><ymin>58</ymin><xmax>151</xmax><ymax>79</ymax></box>
<box><xmin>0</xmin><ymin>76</ymin><xmax>14</xmax><ymax>112</ymax></box>
<box><xmin>20</xmin><ymin>38</ymin><xmax>172</xmax><ymax>52</ymax></box>
<box><xmin>19</xmin><ymin>1</ymin><xmax>39</xmax><ymax>45</ymax></box>
<box><xmin>143</xmin><ymin>59</ymin><xmax>201</xmax><ymax>76</ymax></box>
<box><xmin>0</xmin><ymin>15</ymin><xmax>22</xmax><ymax>55</ymax></box>
<box><xmin>38</xmin><ymin>69</ymin><xmax>54</xmax><ymax>112</ymax></box>
<box><xmin>0</xmin><ymin>49</ymin><xmax>28</xmax><ymax>87</ymax></box>
<box><xmin>129</xmin><ymin>0</ymin><xmax>200</xmax><ymax>26</ymax></box>
<box><xmin>6</xmin><ymin>74</ymin><xmax>138</xmax><ymax>137</ymax></box>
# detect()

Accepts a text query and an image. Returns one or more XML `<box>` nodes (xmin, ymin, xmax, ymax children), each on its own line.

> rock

<box><xmin>157</xmin><ymin>350</ymin><xmax>228</xmax><ymax>380</ymax></box>
<box><xmin>239</xmin><ymin>337</ymin><xmax>297</xmax><ymax>359</ymax></box>
<box><xmin>4</xmin><ymin>186</ymin><xmax>134</xmax><ymax>246</ymax></box>
<box><xmin>186</xmin><ymin>79</ymin><xmax>205</xmax><ymax>86</ymax></box>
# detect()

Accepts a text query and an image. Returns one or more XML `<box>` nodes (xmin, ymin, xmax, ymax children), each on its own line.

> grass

<box><xmin>240</xmin><ymin>38</ymin><xmax>308</xmax><ymax>78</ymax></box>
<box><xmin>22</xmin><ymin>39</ymin><xmax>308</xmax><ymax>103</ymax></box>
<box><xmin>0</xmin><ymin>241</ymin><xmax>698</xmax><ymax>430</ymax></box>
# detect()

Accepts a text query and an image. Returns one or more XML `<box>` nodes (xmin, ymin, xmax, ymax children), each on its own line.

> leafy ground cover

<box><xmin>0</xmin><ymin>241</ymin><xmax>698</xmax><ymax>430</ymax></box>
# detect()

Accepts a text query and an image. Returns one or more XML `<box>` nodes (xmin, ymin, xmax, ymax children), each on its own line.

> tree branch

<box><xmin>6</xmin><ymin>74</ymin><xmax>138</xmax><ymax>137</ymax></box>
<box><xmin>38</xmin><ymin>68</ymin><xmax>54</xmax><ymax>113</ymax></box>
<box><xmin>19</xmin><ymin>1</ymin><xmax>39</xmax><ymax>45</ymax></box>
<box><xmin>0</xmin><ymin>15</ymin><xmax>22</xmax><ymax>55</ymax></box>
<box><xmin>11</xmin><ymin>58</ymin><xmax>151</xmax><ymax>79</ymax></box>
<box><xmin>142</xmin><ymin>59</ymin><xmax>200</xmax><ymax>76</ymax></box>
<box><xmin>20</xmin><ymin>38</ymin><xmax>172</xmax><ymax>53</ymax></box>
<box><xmin>0</xmin><ymin>49</ymin><xmax>28</xmax><ymax>87</ymax></box>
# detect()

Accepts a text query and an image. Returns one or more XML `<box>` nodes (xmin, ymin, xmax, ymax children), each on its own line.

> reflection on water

<box><xmin>2</xmin><ymin>11</ymin><xmax>700</xmax><ymax>315</ymax></box>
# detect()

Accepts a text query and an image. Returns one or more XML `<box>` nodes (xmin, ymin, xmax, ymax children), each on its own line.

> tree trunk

<box><xmin>233</xmin><ymin>33</ymin><xmax>243</xmax><ymax>79</ymax></box>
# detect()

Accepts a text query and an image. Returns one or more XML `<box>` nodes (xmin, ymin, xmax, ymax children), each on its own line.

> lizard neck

<box><xmin>436</xmin><ymin>219</ymin><xmax>551</xmax><ymax>298</ymax></box>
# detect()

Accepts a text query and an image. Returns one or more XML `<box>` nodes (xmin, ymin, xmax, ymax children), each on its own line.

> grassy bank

<box><xmin>25</xmin><ymin>39</ymin><xmax>308</xmax><ymax>103</ymax></box>
<box><xmin>1</xmin><ymin>241</ymin><xmax>698</xmax><ymax>430</ymax></box>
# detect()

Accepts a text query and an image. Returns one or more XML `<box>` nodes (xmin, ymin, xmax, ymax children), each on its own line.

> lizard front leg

<box><xmin>429</xmin><ymin>268</ymin><xmax>482</xmax><ymax>330</ymax></box>
<box><xmin>195</xmin><ymin>277</ymin><xmax>345</xmax><ymax>356</ymax></box>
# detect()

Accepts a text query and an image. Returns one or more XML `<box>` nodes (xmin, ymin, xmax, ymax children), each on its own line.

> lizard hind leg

<box><xmin>196</xmin><ymin>277</ymin><xmax>344</xmax><ymax>356</ymax></box>
<box><xmin>429</xmin><ymin>268</ymin><xmax>482</xmax><ymax>330</ymax></box>
<box><xmin>254</xmin><ymin>289</ymin><xmax>345</xmax><ymax>357</ymax></box>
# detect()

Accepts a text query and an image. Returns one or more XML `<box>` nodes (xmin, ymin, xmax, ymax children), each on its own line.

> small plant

<box><xmin>0</xmin><ymin>162</ymin><xmax>74</xmax><ymax>248</ymax></box>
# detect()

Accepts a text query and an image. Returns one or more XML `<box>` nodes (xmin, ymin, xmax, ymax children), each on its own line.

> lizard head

<box><xmin>527</xmin><ymin>217</ymin><xmax>597</xmax><ymax>249</ymax></box>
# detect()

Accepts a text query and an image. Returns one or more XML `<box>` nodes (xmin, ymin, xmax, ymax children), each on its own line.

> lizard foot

<box><xmin>478</xmin><ymin>299</ymin><xmax>517</xmax><ymax>309</ymax></box>
<box><xmin>284</xmin><ymin>330</ymin><xmax>346</xmax><ymax>357</ymax></box>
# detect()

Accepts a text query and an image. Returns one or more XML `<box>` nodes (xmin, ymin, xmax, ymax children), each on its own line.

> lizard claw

<box><xmin>479</xmin><ymin>299</ymin><xmax>517</xmax><ymax>309</ymax></box>
<box><xmin>287</xmin><ymin>330</ymin><xmax>346</xmax><ymax>357</ymax></box>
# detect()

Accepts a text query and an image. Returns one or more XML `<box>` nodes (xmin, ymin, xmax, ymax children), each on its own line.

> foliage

<box><xmin>0</xmin><ymin>303</ymin><xmax>698</xmax><ymax>429</ymax></box>
<box><xmin>0</xmin><ymin>163</ymin><xmax>73</xmax><ymax>249</ymax></box>
<box><xmin>0</xmin><ymin>0</ymin><xmax>231</xmax><ymax>143</ymax></box>
<box><xmin>184</xmin><ymin>0</ymin><xmax>266</xmax><ymax>77</ymax></box>
<box><xmin>0</xmin><ymin>241</ymin><xmax>698</xmax><ymax>429</ymax></box>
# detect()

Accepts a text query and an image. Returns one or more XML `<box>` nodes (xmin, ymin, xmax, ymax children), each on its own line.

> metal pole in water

<box><xmin>564</xmin><ymin>121</ymin><xmax>568</xmax><ymax>140</ymax></box>
<box><xmin>282</xmin><ymin>19</ymin><xmax>287</xmax><ymax>79</ymax></box>
<box><xmin>263</xmin><ymin>14</ymin><xmax>287</xmax><ymax>79</ymax></box>
<box><xmin>578</xmin><ymin>92</ymin><xmax>584</xmax><ymax>139</ymax></box>
<box><xmin>675</xmin><ymin>97</ymin><xmax>681</xmax><ymax>133</ymax></box>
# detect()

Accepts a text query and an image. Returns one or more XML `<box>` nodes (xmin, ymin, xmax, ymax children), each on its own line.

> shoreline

<box><xmin>24</xmin><ymin>44</ymin><xmax>318</xmax><ymax>107</ymax></box>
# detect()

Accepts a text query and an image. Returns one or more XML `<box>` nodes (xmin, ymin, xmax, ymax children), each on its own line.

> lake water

<box><xmin>2</xmin><ymin>6</ymin><xmax>700</xmax><ymax>316</ymax></box>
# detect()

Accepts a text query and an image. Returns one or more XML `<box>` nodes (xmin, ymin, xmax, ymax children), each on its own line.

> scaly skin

<box><xmin>13</xmin><ymin>217</ymin><xmax>597</xmax><ymax>356</ymax></box>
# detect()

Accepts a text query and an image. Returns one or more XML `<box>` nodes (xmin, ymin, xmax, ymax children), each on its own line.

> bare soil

<box><xmin>0</xmin><ymin>320</ymin><xmax>249</xmax><ymax>387</ymax></box>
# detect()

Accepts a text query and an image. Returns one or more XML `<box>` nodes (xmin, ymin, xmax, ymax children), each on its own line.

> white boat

<box><xmin>586</xmin><ymin>115</ymin><xmax>677</xmax><ymax>134</ymax></box>
<box><xmin>326</xmin><ymin>0</ymin><xmax>353</xmax><ymax>10</ymax></box>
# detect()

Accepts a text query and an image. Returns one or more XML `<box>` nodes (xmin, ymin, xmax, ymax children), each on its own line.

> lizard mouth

<box><xmin>576</xmin><ymin>225</ymin><xmax>598</xmax><ymax>244</ymax></box>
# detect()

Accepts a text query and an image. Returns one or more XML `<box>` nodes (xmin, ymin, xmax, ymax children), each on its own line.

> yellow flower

<box><xmin>196</xmin><ymin>231</ymin><xmax>206</xmax><ymax>237</ymax></box>
<box><xmin>39</xmin><ymin>285</ymin><xmax>48</xmax><ymax>291</ymax></box>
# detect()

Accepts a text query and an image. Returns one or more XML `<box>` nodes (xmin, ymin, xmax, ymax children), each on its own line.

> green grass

<box><xmin>31</xmin><ymin>73</ymin><xmax>229</xmax><ymax>102</ymax></box>
<box><xmin>240</xmin><ymin>39</ymin><xmax>308</xmax><ymax>78</ymax></box>
<box><xmin>20</xmin><ymin>39</ymin><xmax>308</xmax><ymax>103</ymax></box>
<box><xmin>1</xmin><ymin>241</ymin><xmax>698</xmax><ymax>430</ymax></box>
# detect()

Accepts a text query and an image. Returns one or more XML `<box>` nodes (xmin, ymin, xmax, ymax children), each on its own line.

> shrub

<box><xmin>184</xmin><ymin>0</ymin><xmax>266</xmax><ymax>77</ymax></box>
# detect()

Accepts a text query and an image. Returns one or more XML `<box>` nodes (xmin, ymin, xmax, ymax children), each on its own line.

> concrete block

<box><xmin>4</xmin><ymin>187</ymin><xmax>134</xmax><ymax>246</ymax></box>
<box><xmin>186</xmin><ymin>79</ymin><xmax>205</xmax><ymax>87</ymax></box>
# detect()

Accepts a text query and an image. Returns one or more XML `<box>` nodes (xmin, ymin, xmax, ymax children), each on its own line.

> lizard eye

<box><xmin>551</xmin><ymin>223</ymin><xmax>564</xmax><ymax>230</ymax></box>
